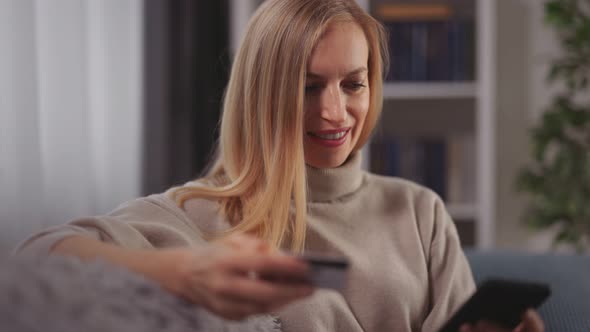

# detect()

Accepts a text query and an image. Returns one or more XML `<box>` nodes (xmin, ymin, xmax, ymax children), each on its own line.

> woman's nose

<box><xmin>319</xmin><ymin>85</ymin><xmax>346</xmax><ymax>123</ymax></box>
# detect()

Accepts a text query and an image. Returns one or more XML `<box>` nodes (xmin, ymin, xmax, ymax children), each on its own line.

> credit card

<box><xmin>300</xmin><ymin>253</ymin><xmax>349</xmax><ymax>290</ymax></box>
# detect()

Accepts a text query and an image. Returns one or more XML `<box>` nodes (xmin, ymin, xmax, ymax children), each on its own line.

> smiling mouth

<box><xmin>308</xmin><ymin>131</ymin><xmax>346</xmax><ymax>140</ymax></box>
<box><xmin>307</xmin><ymin>128</ymin><xmax>351</xmax><ymax>140</ymax></box>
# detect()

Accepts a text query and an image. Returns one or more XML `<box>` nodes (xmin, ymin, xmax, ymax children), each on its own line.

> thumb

<box><xmin>459</xmin><ymin>323</ymin><xmax>474</xmax><ymax>332</ymax></box>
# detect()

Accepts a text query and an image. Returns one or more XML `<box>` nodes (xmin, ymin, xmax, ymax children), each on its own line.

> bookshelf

<box><xmin>229</xmin><ymin>0</ymin><xmax>496</xmax><ymax>249</ymax></box>
<box><xmin>363</xmin><ymin>0</ymin><xmax>496</xmax><ymax>249</ymax></box>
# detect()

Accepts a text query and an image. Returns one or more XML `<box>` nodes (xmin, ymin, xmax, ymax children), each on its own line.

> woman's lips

<box><xmin>307</xmin><ymin>128</ymin><xmax>350</xmax><ymax>147</ymax></box>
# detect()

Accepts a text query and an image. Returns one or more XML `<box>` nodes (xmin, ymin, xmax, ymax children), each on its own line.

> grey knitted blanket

<box><xmin>0</xmin><ymin>255</ymin><xmax>281</xmax><ymax>332</ymax></box>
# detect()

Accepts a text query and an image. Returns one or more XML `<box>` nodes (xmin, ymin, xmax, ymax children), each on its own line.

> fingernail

<box><xmin>458</xmin><ymin>324</ymin><xmax>471</xmax><ymax>332</ymax></box>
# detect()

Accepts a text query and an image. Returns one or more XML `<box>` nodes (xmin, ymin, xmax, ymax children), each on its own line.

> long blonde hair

<box><xmin>171</xmin><ymin>0</ymin><xmax>388</xmax><ymax>252</ymax></box>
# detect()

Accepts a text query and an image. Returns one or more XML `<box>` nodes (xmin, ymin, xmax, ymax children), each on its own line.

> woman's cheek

<box><xmin>349</xmin><ymin>93</ymin><xmax>370</xmax><ymax>118</ymax></box>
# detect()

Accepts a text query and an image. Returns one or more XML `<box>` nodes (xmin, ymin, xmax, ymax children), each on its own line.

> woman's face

<box><xmin>303</xmin><ymin>21</ymin><xmax>370</xmax><ymax>168</ymax></box>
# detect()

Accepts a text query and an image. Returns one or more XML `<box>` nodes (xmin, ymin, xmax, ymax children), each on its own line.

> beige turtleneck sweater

<box><xmin>16</xmin><ymin>153</ymin><xmax>475</xmax><ymax>331</ymax></box>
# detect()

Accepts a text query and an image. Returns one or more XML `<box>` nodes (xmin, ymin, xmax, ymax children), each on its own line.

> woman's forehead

<box><xmin>307</xmin><ymin>21</ymin><xmax>369</xmax><ymax>77</ymax></box>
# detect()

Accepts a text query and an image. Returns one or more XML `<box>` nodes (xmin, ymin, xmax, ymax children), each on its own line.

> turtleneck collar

<box><xmin>305</xmin><ymin>152</ymin><xmax>364</xmax><ymax>203</ymax></box>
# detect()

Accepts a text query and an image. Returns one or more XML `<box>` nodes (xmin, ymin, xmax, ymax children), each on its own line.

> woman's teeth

<box><xmin>313</xmin><ymin>131</ymin><xmax>346</xmax><ymax>140</ymax></box>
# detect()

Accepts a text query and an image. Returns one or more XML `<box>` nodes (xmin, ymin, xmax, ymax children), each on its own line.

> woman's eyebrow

<box><xmin>306</xmin><ymin>67</ymin><xmax>368</xmax><ymax>79</ymax></box>
<box><xmin>345</xmin><ymin>67</ymin><xmax>368</xmax><ymax>76</ymax></box>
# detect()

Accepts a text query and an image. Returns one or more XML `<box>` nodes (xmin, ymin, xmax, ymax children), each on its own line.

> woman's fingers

<box><xmin>459</xmin><ymin>323</ymin><xmax>473</xmax><ymax>332</ymax></box>
<box><xmin>475</xmin><ymin>320</ymin><xmax>507</xmax><ymax>331</ymax></box>
<box><xmin>198</xmin><ymin>263</ymin><xmax>313</xmax><ymax>319</ymax></box>
<box><xmin>515</xmin><ymin>309</ymin><xmax>544</xmax><ymax>332</ymax></box>
<box><xmin>458</xmin><ymin>321</ymin><xmax>509</xmax><ymax>332</ymax></box>
<box><xmin>179</xmin><ymin>234</ymin><xmax>316</xmax><ymax>320</ymax></box>
<box><xmin>222</xmin><ymin>274</ymin><xmax>313</xmax><ymax>305</ymax></box>
<box><xmin>223</xmin><ymin>252</ymin><xmax>310</xmax><ymax>282</ymax></box>
<box><xmin>212</xmin><ymin>253</ymin><xmax>313</xmax><ymax>306</ymax></box>
<box><xmin>458</xmin><ymin>309</ymin><xmax>545</xmax><ymax>332</ymax></box>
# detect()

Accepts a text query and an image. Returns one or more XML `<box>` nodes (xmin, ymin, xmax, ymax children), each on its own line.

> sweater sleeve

<box><xmin>14</xmin><ymin>194</ymin><xmax>209</xmax><ymax>258</ymax></box>
<box><xmin>421</xmin><ymin>194</ymin><xmax>476</xmax><ymax>331</ymax></box>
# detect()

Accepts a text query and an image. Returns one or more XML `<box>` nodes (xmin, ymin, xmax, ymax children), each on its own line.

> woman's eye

<box><xmin>344</xmin><ymin>82</ymin><xmax>367</xmax><ymax>91</ymax></box>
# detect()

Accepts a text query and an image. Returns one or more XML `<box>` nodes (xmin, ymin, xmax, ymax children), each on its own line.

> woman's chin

<box><xmin>305</xmin><ymin>154</ymin><xmax>349</xmax><ymax>169</ymax></box>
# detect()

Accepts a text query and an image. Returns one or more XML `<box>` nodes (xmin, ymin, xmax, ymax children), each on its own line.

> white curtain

<box><xmin>0</xmin><ymin>0</ymin><xmax>143</xmax><ymax>254</ymax></box>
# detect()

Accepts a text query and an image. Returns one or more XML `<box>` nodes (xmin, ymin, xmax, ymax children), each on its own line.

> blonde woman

<box><xmin>16</xmin><ymin>0</ymin><xmax>544</xmax><ymax>331</ymax></box>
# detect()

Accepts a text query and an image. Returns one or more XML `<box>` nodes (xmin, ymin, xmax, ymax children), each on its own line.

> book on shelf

<box><xmin>377</xmin><ymin>3</ymin><xmax>475</xmax><ymax>82</ymax></box>
<box><xmin>375</xmin><ymin>4</ymin><xmax>453</xmax><ymax>21</ymax></box>
<box><xmin>369</xmin><ymin>135</ymin><xmax>475</xmax><ymax>204</ymax></box>
<box><xmin>410</xmin><ymin>22</ymin><xmax>428</xmax><ymax>81</ymax></box>
<box><xmin>426</xmin><ymin>20</ymin><xmax>450</xmax><ymax>81</ymax></box>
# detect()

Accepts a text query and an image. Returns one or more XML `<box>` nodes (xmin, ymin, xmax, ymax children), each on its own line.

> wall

<box><xmin>0</xmin><ymin>0</ymin><xmax>143</xmax><ymax>255</ymax></box>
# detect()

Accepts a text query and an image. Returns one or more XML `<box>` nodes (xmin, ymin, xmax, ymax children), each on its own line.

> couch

<box><xmin>466</xmin><ymin>250</ymin><xmax>590</xmax><ymax>332</ymax></box>
<box><xmin>0</xmin><ymin>255</ymin><xmax>279</xmax><ymax>332</ymax></box>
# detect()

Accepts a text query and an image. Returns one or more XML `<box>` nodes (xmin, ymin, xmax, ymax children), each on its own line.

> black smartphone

<box><xmin>439</xmin><ymin>278</ymin><xmax>551</xmax><ymax>332</ymax></box>
<box><xmin>300</xmin><ymin>253</ymin><xmax>350</xmax><ymax>290</ymax></box>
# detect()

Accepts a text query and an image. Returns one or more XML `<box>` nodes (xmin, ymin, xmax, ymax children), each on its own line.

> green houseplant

<box><xmin>516</xmin><ymin>0</ymin><xmax>590</xmax><ymax>252</ymax></box>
